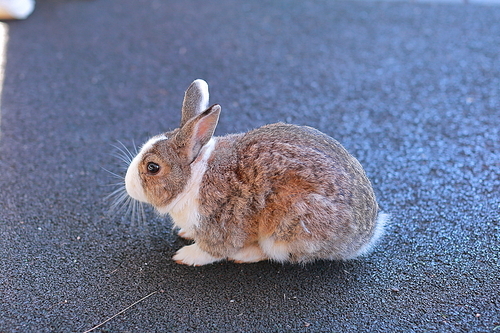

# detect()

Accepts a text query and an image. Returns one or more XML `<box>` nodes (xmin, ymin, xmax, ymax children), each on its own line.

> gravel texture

<box><xmin>1</xmin><ymin>0</ymin><xmax>499</xmax><ymax>332</ymax></box>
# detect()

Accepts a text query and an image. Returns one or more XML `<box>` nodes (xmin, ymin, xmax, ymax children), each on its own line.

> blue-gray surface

<box><xmin>1</xmin><ymin>0</ymin><xmax>499</xmax><ymax>332</ymax></box>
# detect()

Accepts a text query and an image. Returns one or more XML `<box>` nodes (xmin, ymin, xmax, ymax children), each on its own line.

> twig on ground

<box><xmin>83</xmin><ymin>291</ymin><xmax>158</xmax><ymax>333</ymax></box>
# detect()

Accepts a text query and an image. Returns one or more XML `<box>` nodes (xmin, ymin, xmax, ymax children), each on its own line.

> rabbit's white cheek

<box><xmin>124</xmin><ymin>135</ymin><xmax>167</xmax><ymax>203</ymax></box>
<box><xmin>125</xmin><ymin>159</ymin><xmax>148</xmax><ymax>203</ymax></box>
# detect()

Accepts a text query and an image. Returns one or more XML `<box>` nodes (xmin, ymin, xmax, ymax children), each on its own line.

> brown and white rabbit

<box><xmin>125</xmin><ymin>79</ymin><xmax>387</xmax><ymax>266</ymax></box>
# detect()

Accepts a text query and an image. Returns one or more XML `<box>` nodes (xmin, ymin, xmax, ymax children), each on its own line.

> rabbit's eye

<box><xmin>147</xmin><ymin>162</ymin><xmax>160</xmax><ymax>174</ymax></box>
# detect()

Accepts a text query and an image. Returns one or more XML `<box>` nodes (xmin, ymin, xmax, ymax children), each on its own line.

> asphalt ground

<box><xmin>1</xmin><ymin>0</ymin><xmax>499</xmax><ymax>332</ymax></box>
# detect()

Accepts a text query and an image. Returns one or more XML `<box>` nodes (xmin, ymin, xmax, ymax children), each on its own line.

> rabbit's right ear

<box><xmin>177</xmin><ymin>104</ymin><xmax>221</xmax><ymax>164</ymax></box>
<box><xmin>180</xmin><ymin>79</ymin><xmax>210</xmax><ymax>127</ymax></box>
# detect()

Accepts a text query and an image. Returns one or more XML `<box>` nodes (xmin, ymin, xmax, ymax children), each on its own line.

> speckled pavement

<box><xmin>1</xmin><ymin>0</ymin><xmax>499</xmax><ymax>332</ymax></box>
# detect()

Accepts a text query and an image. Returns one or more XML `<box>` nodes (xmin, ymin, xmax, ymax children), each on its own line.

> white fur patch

<box><xmin>229</xmin><ymin>245</ymin><xmax>267</xmax><ymax>263</ymax></box>
<box><xmin>157</xmin><ymin>138</ymin><xmax>216</xmax><ymax>233</ymax></box>
<box><xmin>192</xmin><ymin>79</ymin><xmax>210</xmax><ymax>111</ymax></box>
<box><xmin>259</xmin><ymin>237</ymin><xmax>290</xmax><ymax>263</ymax></box>
<box><xmin>125</xmin><ymin>135</ymin><xmax>166</xmax><ymax>203</ymax></box>
<box><xmin>300</xmin><ymin>220</ymin><xmax>311</xmax><ymax>234</ymax></box>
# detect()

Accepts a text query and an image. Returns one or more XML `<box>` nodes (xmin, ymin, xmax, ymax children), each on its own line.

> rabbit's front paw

<box><xmin>173</xmin><ymin>244</ymin><xmax>222</xmax><ymax>266</ymax></box>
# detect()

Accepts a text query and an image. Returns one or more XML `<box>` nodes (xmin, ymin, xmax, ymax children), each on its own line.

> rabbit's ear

<box><xmin>178</xmin><ymin>104</ymin><xmax>220</xmax><ymax>163</ymax></box>
<box><xmin>180</xmin><ymin>79</ymin><xmax>210</xmax><ymax>127</ymax></box>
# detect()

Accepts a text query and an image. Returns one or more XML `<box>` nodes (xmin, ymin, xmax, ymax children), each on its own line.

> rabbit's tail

<box><xmin>348</xmin><ymin>212</ymin><xmax>389</xmax><ymax>259</ymax></box>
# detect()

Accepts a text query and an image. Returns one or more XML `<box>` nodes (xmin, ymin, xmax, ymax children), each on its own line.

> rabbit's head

<box><xmin>125</xmin><ymin>80</ymin><xmax>220</xmax><ymax>211</ymax></box>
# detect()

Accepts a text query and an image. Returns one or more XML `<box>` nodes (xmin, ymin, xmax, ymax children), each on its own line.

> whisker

<box><xmin>108</xmin><ymin>196</ymin><xmax>127</xmax><ymax>214</ymax></box>
<box><xmin>117</xmin><ymin>140</ymin><xmax>136</xmax><ymax>162</ymax></box>
<box><xmin>130</xmin><ymin>199</ymin><xmax>148</xmax><ymax>227</ymax></box>
<box><xmin>101</xmin><ymin>167</ymin><xmax>124</xmax><ymax>180</ymax></box>
<box><xmin>132</xmin><ymin>139</ymin><xmax>139</xmax><ymax>155</ymax></box>
<box><xmin>109</xmin><ymin>151</ymin><xmax>132</xmax><ymax>168</ymax></box>
<box><xmin>100</xmin><ymin>181</ymin><xmax>126</xmax><ymax>188</ymax></box>
<box><xmin>140</xmin><ymin>201</ymin><xmax>146</xmax><ymax>225</ymax></box>
<box><xmin>111</xmin><ymin>152</ymin><xmax>133</xmax><ymax>166</ymax></box>
<box><xmin>131</xmin><ymin>199</ymin><xmax>139</xmax><ymax>227</ymax></box>
<box><xmin>113</xmin><ymin>140</ymin><xmax>131</xmax><ymax>156</ymax></box>
<box><xmin>124</xmin><ymin>197</ymin><xmax>136</xmax><ymax>222</ymax></box>
<box><xmin>111</xmin><ymin>192</ymin><xmax>131</xmax><ymax>211</ymax></box>
<box><xmin>105</xmin><ymin>186</ymin><xmax>127</xmax><ymax>201</ymax></box>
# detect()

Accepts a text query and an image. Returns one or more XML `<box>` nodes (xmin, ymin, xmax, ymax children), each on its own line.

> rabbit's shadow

<box><xmin>142</xmin><ymin>225</ymin><xmax>384</xmax><ymax>303</ymax></box>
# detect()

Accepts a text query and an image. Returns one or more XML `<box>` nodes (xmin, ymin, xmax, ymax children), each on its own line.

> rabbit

<box><xmin>124</xmin><ymin>79</ymin><xmax>387</xmax><ymax>266</ymax></box>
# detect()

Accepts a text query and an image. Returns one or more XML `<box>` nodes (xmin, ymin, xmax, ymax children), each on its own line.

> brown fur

<box><xmin>194</xmin><ymin>124</ymin><xmax>379</xmax><ymax>262</ymax></box>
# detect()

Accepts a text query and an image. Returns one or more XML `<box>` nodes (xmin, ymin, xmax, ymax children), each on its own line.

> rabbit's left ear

<box><xmin>180</xmin><ymin>79</ymin><xmax>210</xmax><ymax>127</ymax></box>
<box><xmin>178</xmin><ymin>104</ymin><xmax>220</xmax><ymax>163</ymax></box>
